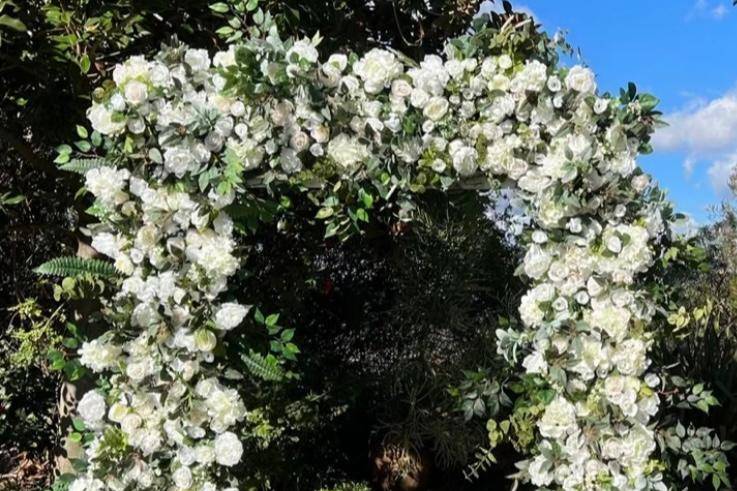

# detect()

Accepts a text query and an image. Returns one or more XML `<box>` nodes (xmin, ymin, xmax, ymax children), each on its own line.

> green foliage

<box><xmin>34</xmin><ymin>256</ymin><xmax>118</xmax><ymax>278</ymax></box>
<box><xmin>0</xmin><ymin>299</ymin><xmax>63</xmax><ymax>488</ymax></box>
<box><xmin>0</xmin><ymin>190</ymin><xmax>24</xmax><ymax>212</ymax></box>
<box><xmin>58</xmin><ymin>157</ymin><xmax>113</xmax><ymax>175</ymax></box>
<box><xmin>46</xmin><ymin>321</ymin><xmax>88</xmax><ymax>382</ymax></box>
<box><xmin>241</xmin><ymin>350</ymin><xmax>284</xmax><ymax>382</ymax></box>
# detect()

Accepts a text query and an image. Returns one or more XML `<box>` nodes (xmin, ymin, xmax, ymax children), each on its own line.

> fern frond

<box><xmin>241</xmin><ymin>351</ymin><xmax>283</xmax><ymax>381</ymax></box>
<box><xmin>34</xmin><ymin>256</ymin><xmax>119</xmax><ymax>278</ymax></box>
<box><xmin>59</xmin><ymin>158</ymin><xmax>113</xmax><ymax>174</ymax></box>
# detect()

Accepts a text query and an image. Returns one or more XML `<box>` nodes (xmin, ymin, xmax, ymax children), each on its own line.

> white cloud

<box><xmin>707</xmin><ymin>152</ymin><xmax>737</xmax><ymax>197</ymax></box>
<box><xmin>653</xmin><ymin>88</ymin><xmax>737</xmax><ymax>155</ymax></box>
<box><xmin>688</xmin><ymin>0</ymin><xmax>730</xmax><ymax>20</ymax></box>
<box><xmin>683</xmin><ymin>156</ymin><xmax>697</xmax><ymax>177</ymax></box>
<box><xmin>654</xmin><ymin>86</ymin><xmax>737</xmax><ymax>195</ymax></box>
<box><xmin>712</xmin><ymin>3</ymin><xmax>729</xmax><ymax>18</ymax></box>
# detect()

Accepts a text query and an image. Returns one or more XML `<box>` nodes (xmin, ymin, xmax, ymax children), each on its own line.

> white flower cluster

<box><xmin>75</xmin><ymin>49</ymin><xmax>251</xmax><ymax>490</ymax></box>
<box><xmin>73</xmin><ymin>27</ymin><xmax>672</xmax><ymax>490</ymax></box>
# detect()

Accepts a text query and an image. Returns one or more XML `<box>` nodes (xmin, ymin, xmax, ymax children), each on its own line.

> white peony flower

<box><xmin>523</xmin><ymin>244</ymin><xmax>553</xmax><ymax>279</ymax></box>
<box><xmin>538</xmin><ymin>396</ymin><xmax>578</xmax><ymax>439</ymax></box>
<box><xmin>612</xmin><ymin>338</ymin><xmax>648</xmax><ymax>376</ymax></box>
<box><xmin>565</xmin><ymin>66</ymin><xmax>596</xmax><ymax>94</ymax></box>
<box><xmin>164</xmin><ymin>146</ymin><xmax>197</xmax><ymax>178</ymax></box>
<box><xmin>327</xmin><ymin>134</ymin><xmax>368</xmax><ymax>170</ymax></box>
<box><xmin>522</xmin><ymin>349</ymin><xmax>548</xmax><ymax>375</ymax></box>
<box><xmin>214</xmin><ymin>302</ymin><xmax>250</xmax><ymax>331</ymax></box>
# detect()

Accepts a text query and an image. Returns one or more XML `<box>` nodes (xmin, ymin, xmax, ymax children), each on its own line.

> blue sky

<box><xmin>482</xmin><ymin>0</ymin><xmax>737</xmax><ymax>222</ymax></box>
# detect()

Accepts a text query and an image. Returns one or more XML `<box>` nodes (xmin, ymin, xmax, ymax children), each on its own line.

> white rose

<box><xmin>184</xmin><ymin>49</ymin><xmax>211</xmax><ymax>71</ymax></box>
<box><xmin>287</xmin><ymin>39</ymin><xmax>319</xmax><ymax>64</ymax></box>
<box><xmin>126</xmin><ymin>360</ymin><xmax>148</xmax><ymax>382</ymax></box>
<box><xmin>290</xmin><ymin>131</ymin><xmax>310</xmax><ymax>152</ymax></box>
<box><xmin>194</xmin><ymin>329</ymin><xmax>218</xmax><ymax>352</ymax></box>
<box><xmin>164</xmin><ymin>146</ymin><xmax>196</xmax><ymax>178</ymax></box>
<box><xmin>604</xmin><ymin>375</ymin><xmax>639</xmax><ymax>416</ymax></box>
<box><xmin>522</xmin><ymin>349</ymin><xmax>548</xmax><ymax>375</ymax></box>
<box><xmin>107</xmin><ymin>402</ymin><xmax>128</xmax><ymax>423</ymax></box>
<box><xmin>612</xmin><ymin>338</ymin><xmax>647</xmax><ymax>376</ymax></box>
<box><xmin>391</xmin><ymin>79</ymin><xmax>412</xmax><ymax>98</ymax></box>
<box><xmin>311</xmin><ymin>125</ymin><xmax>330</xmax><ymax>143</ymax></box>
<box><xmin>480</xmin><ymin>57</ymin><xmax>497</xmax><ymax>79</ymax></box>
<box><xmin>410</xmin><ymin>88</ymin><xmax>430</xmax><ymax>108</ymax></box>
<box><xmin>214</xmin><ymin>431</ymin><xmax>243</xmax><ymax>466</ymax></box>
<box><xmin>353</xmin><ymin>48</ymin><xmax>402</xmax><ymax>94</ymax></box>
<box><xmin>327</xmin><ymin>134</ymin><xmax>368</xmax><ymax>169</ymax></box>
<box><xmin>279</xmin><ymin>147</ymin><xmax>302</xmax><ymax>174</ymax></box>
<box><xmin>196</xmin><ymin>445</ymin><xmax>216</xmax><ymax>464</ymax></box>
<box><xmin>325</xmin><ymin>53</ymin><xmax>347</xmax><ymax>71</ymax></box>
<box><xmin>120</xmin><ymin>413</ymin><xmax>142</xmax><ymax>435</ymax></box>
<box><xmin>422</xmin><ymin>96</ymin><xmax>449</xmax><ymax>122</ymax></box>
<box><xmin>87</xmin><ymin>103</ymin><xmax>125</xmax><ymax>135</ymax></box>
<box><xmin>498</xmin><ymin>54</ymin><xmax>513</xmax><ymax>70</ymax></box>
<box><xmin>172</xmin><ymin>467</ymin><xmax>192</xmax><ymax>490</ymax></box>
<box><xmin>444</xmin><ymin>59</ymin><xmax>465</xmax><ymax>79</ymax></box>
<box><xmin>488</xmin><ymin>74</ymin><xmax>510</xmax><ymax>92</ymax></box>
<box><xmin>214</xmin><ymin>302</ymin><xmax>250</xmax><ymax>331</ymax></box>
<box><xmin>321</xmin><ymin>53</ymin><xmax>347</xmax><ymax>85</ymax></box>
<box><xmin>523</xmin><ymin>244</ymin><xmax>553</xmax><ymax>279</ymax></box>
<box><xmin>124</xmin><ymin>80</ymin><xmax>148</xmax><ymax>105</ymax></box>
<box><xmin>586</xmin><ymin>302</ymin><xmax>631</xmax><ymax>342</ymax></box>
<box><xmin>78</xmin><ymin>391</ymin><xmax>106</xmax><ymax>424</ymax></box>
<box><xmin>565</xmin><ymin>66</ymin><xmax>596</xmax><ymax>94</ymax></box>
<box><xmin>632</xmin><ymin>174</ymin><xmax>650</xmax><ymax>193</ymax></box>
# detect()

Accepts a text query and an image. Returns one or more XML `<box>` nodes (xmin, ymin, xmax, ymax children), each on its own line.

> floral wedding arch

<box><xmin>48</xmin><ymin>8</ymin><xmax>714</xmax><ymax>491</ymax></box>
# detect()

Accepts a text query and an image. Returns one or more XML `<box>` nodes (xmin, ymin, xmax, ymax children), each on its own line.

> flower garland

<box><xmin>68</xmin><ymin>15</ymin><xmax>682</xmax><ymax>491</ymax></box>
